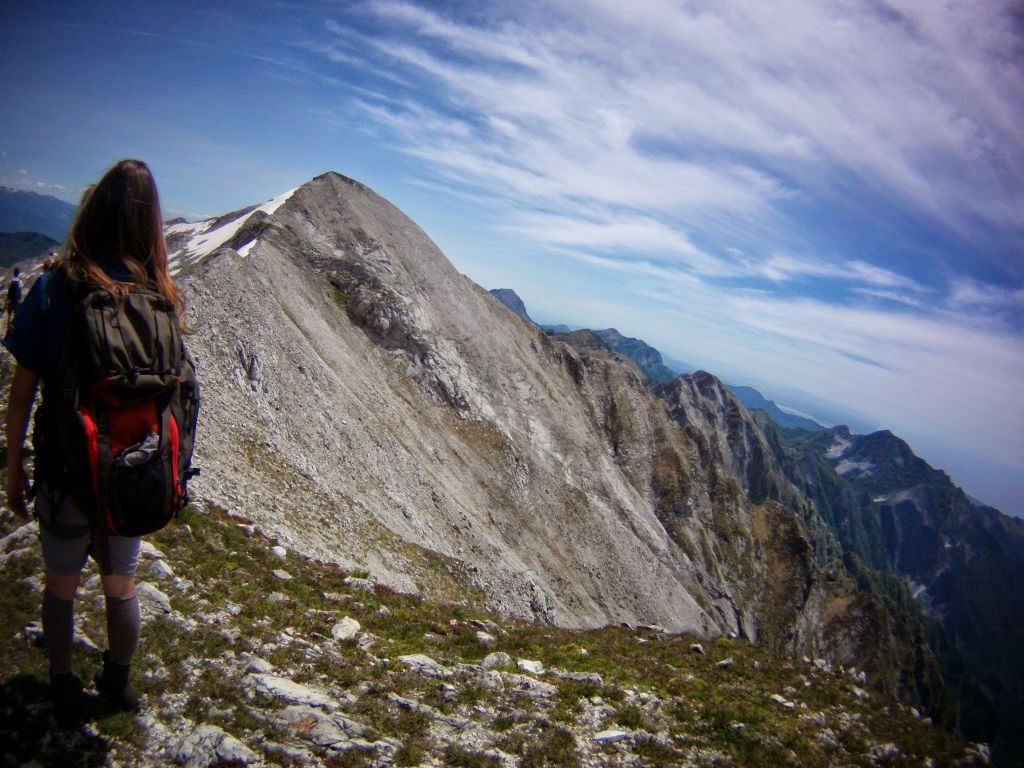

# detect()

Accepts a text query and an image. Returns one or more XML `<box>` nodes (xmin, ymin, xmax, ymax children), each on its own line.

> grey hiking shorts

<box><xmin>35</xmin><ymin>483</ymin><xmax>141</xmax><ymax>577</ymax></box>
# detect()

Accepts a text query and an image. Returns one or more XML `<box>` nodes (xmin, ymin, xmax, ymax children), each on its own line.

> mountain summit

<box><xmin>151</xmin><ymin>172</ymin><xmax>962</xmax><ymax>722</ymax></box>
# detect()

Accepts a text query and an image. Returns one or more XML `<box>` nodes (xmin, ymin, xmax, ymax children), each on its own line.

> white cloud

<box><xmin>753</xmin><ymin>253</ymin><xmax>927</xmax><ymax>291</ymax></box>
<box><xmin>305</xmin><ymin>1</ymin><xmax>1024</xmax><ymax>498</ymax></box>
<box><xmin>338</xmin><ymin>0</ymin><xmax>1024</xmax><ymax>238</ymax></box>
<box><xmin>948</xmin><ymin>278</ymin><xmax>1024</xmax><ymax>310</ymax></box>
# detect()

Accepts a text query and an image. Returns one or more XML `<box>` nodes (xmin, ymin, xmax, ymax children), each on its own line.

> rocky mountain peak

<box><xmin>656</xmin><ymin>371</ymin><xmax>802</xmax><ymax>510</ymax></box>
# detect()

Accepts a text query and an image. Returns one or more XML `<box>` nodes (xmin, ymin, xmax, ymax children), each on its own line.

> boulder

<box><xmin>174</xmin><ymin>724</ymin><xmax>258</xmax><ymax>767</ymax></box>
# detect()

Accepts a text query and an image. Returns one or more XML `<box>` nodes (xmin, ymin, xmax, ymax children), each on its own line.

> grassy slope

<box><xmin>0</xmin><ymin>502</ymin><xmax>983</xmax><ymax>768</ymax></box>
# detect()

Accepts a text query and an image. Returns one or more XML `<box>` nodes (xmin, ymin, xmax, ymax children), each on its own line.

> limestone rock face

<box><xmin>172</xmin><ymin>172</ymin><xmax>729</xmax><ymax>635</ymax></box>
<box><xmin>164</xmin><ymin>171</ymin><xmax>925</xmax><ymax>685</ymax></box>
<box><xmin>657</xmin><ymin>371</ymin><xmax>802</xmax><ymax>509</ymax></box>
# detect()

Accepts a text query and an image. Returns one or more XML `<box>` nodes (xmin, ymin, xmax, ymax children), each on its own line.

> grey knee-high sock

<box><xmin>105</xmin><ymin>595</ymin><xmax>141</xmax><ymax>666</ymax></box>
<box><xmin>42</xmin><ymin>590</ymin><xmax>75</xmax><ymax>675</ymax></box>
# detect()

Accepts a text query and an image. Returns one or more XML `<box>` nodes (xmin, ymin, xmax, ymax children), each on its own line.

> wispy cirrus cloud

<box><xmin>311</xmin><ymin>0</ymin><xmax>1023</xmax><ymax>303</ymax></box>
<box><xmin>299</xmin><ymin>0</ymin><xmax>1024</xmax><ymax>509</ymax></box>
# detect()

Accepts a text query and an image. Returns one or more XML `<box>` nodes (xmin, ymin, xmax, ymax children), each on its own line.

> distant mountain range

<box><xmin>728</xmin><ymin>384</ymin><xmax>826</xmax><ymax>431</ymax></box>
<box><xmin>0</xmin><ymin>231</ymin><xmax>59</xmax><ymax>268</ymax></box>
<box><xmin>491</xmin><ymin>287</ymin><xmax>825</xmax><ymax>431</ymax></box>
<box><xmin>763</xmin><ymin>420</ymin><xmax>1024</xmax><ymax>758</ymax></box>
<box><xmin>0</xmin><ymin>186</ymin><xmax>76</xmax><ymax>242</ymax></box>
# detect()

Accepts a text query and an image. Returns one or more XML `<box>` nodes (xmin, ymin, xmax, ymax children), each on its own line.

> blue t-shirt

<box><xmin>3</xmin><ymin>271</ymin><xmax>69</xmax><ymax>381</ymax></box>
<box><xmin>3</xmin><ymin>266</ymin><xmax>134</xmax><ymax>383</ymax></box>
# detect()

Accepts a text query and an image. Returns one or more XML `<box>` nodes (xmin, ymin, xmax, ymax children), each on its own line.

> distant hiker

<box><xmin>4</xmin><ymin>159</ymin><xmax>199</xmax><ymax>726</ymax></box>
<box><xmin>5</xmin><ymin>267</ymin><xmax>23</xmax><ymax>332</ymax></box>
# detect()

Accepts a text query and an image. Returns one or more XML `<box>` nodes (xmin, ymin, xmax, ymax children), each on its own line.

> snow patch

<box><xmin>165</xmin><ymin>220</ymin><xmax>204</xmax><ymax>236</ymax></box>
<box><xmin>825</xmin><ymin>435</ymin><xmax>851</xmax><ymax>459</ymax></box>
<box><xmin>166</xmin><ymin>186</ymin><xmax>298</xmax><ymax>270</ymax></box>
<box><xmin>835</xmin><ymin>458</ymin><xmax>873</xmax><ymax>476</ymax></box>
<box><xmin>891</xmin><ymin>487</ymin><xmax>923</xmax><ymax>505</ymax></box>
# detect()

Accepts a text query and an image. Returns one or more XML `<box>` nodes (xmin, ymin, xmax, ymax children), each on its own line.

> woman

<box><xmin>5</xmin><ymin>159</ymin><xmax>186</xmax><ymax>724</ymax></box>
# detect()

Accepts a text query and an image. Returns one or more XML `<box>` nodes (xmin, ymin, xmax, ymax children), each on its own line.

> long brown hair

<box><xmin>61</xmin><ymin>159</ymin><xmax>185</xmax><ymax>318</ymax></box>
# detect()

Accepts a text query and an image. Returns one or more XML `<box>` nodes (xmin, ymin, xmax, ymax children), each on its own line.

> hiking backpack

<box><xmin>35</xmin><ymin>282</ymin><xmax>200</xmax><ymax>536</ymax></box>
<box><xmin>7</xmin><ymin>278</ymin><xmax>22</xmax><ymax>309</ymax></box>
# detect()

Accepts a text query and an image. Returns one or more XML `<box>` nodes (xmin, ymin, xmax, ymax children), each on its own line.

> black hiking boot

<box><xmin>50</xmin><ymin>671</ymin><xmax>84</xmax><ymax>729</ymax></box>
<box><xmin>95</xmin><ymin>651</ymin><xmax>139</xmax><ymax>712</ymax></box>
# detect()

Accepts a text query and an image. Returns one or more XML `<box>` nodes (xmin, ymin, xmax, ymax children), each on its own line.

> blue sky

<box><xmin>2</xmin><ymin>0</ymin><xmax>1022</xmax><ymax>514</ymax></box>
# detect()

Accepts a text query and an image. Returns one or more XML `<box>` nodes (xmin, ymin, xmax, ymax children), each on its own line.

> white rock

<box><xmin>870</xmin><ymin>742</ymin><xmax>901</xmax><ymax>763</ymax></box>
<box><xmin>139</xmin><ymin>541</ymin><xmax>164</xmax><ymax>560</ymax></box>
<box><xmin>332</xmin><ymin>616</ymin><xmax>361</xmax><ymax>641</ymax></box>
<box><xmin>73</xmin><ymin>625</ymin><xmax>100</xmax><ymax>652</ymax></box>
<box><xmin>144</xmin><ymin>666</ymin><xmax>170</xmax><ymax>682</ymax></box>
<box><xmin>20</xmin><ymin>573</ymin><xmax>44</xmax><ymax>593</ymax></box>
<box><xmin>716</xmin><ymin>657</ymin><xmax>735</xmax><ymax>668</ymax></box>
<box><xmin>84</xmin><ymin>574</ymin><xmax>102</xmax><ymax>591</ymax></box>
<box><xmin>137</xmin><ymin>582</ymin><xmax>172</xmax><ymax>621</ymax></box>
<box><xmin>0</xmin><ymin>520</ymin><xmax>38</xmax><ymax>550</ymax></box>
<box><xmin>689</xmin><ymin>643</ymin><xmax>705</xmax><ymax>655</ymax></box>
<box><xmin>377</xmin><ymin>605</ymin><xmax>392</xmax><ymax>617</ymax></box>
<box><xmin>850</xmin><ymin>685</ymin><xmax>871</xmax><ymax>702</ymax></box>
<box><xmin>0</xmin><ymin>544</ymin><xmax>33</xmax><ymax>568</ymax></box>
<box><xmin>268</xmin><ymin>591</ymin><xmax>289</xmax><ymax>603</ymax></box>
<box><xmin>174</xmin><ymin>724</ymin><xmax>258</xmax><ymax>767</ymax></box>
<box><xmin>397</xmin><ymin>653</ymin><xmax>452</xmax><ymax>678</ymax></box>
<box><xmin>20</xmin><ymin>620</ymin><xmax>43</xmax><ymax>642</ymax></box>
<box><xmin>517</xmin><ymin>659</ymin><xmax>544</xmax><ymax>675</ymax></box>
<box><xmin>273</xmin><ymin>705</ymin><xmax>353</xmax><ymax>749</ymax></box>
<box><xmin>483</xmin><ymin>652</ymin><xmax>513</xmax><ymax>669</ymax></box>
<box><xmin>343</xmin><ymin>575</ymin><xmax>376</xmax><ymax>593</ymax></box>
<box><xmin>593</xmin><ymin>729</ymin><xmax>629</xmax><ymax>743</ymax></box>
<box><xmin>151</xmin><ymin>559</ymin><xmax>176</xmax><ymax>580</ymax></box>
<box><xmin>476</xmin><ymin>631</ymin><xmax>496</xmax><ymax>644</ymax></box>
<box><xmin>244</xmin><ymin>656</ymin><xmax>275</xmax><ymax>674</ymax></box>
<box><xmin>551</xmin><ymin>669</ymin><xmax>604</xmax><ymax>686</ymax></box>
<box><xmin>272</xmin><ymin>569</ymin><xmax>293</xmax><ymax>581</ymax></box>
<box><xmin>242</xmin><ymin>673</ymin><xmax>339</xmax><ymax>711</ymax></box>
<box><xmin>502</xmin><ymin>673</ymin><xmax>558</xmax><ymax>699</ymax></box>
<box><xmin>770</xmin><ymin>693</ymin><xmax>796</xmax><ymax>709</ymax></box>
<box><xmin>271</xmin><ymin>545</ymin><xmax>287</xmax><ymax>559</ymax></box>
<box><xmin>236</xmin><ymin>523</ymin><xmax>256</xmax><ymax>536</ymax></box>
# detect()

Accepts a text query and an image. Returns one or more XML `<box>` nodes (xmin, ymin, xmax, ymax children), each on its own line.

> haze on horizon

<box><xmin>1</xmin><ymin>1</ymin><xmax>1022</xmax><ymax>514</ymax></box>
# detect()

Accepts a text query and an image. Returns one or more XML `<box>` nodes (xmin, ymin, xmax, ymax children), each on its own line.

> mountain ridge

<box><xmin>0</xmin><ymin>186</ymin><xmax>76</xmax><ymax>242</ymax></box>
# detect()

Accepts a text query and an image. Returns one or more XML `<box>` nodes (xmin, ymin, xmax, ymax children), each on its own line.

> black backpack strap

<box><xmin>93</xmin><ymin>401</ymin><xmax>114</xmax><ymax>533</ymax></box>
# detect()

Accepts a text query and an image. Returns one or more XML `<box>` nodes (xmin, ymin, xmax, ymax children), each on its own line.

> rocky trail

<box><xmin>0</xmin><ymin>503</ymin><xmax>986</xmax><ymax>768</ymax></box>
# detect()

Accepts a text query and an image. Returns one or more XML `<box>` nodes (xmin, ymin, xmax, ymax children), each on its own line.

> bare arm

<box><xmin>6</xmin><ymin>364</ymin><xmax>39</xmax><ymax>518</ymax></box>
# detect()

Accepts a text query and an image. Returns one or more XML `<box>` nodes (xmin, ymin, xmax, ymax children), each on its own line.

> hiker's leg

<box><xmin>41</xmin><ymin>571</ymin><xmax>81</xmax><ymax>674</ymax></box>
<box><xmin>98</xmin><ymin>536</ymin><xmax>141</xmax><ymax>665</ymax></box>
<box><xmin>102</xmin><ymin>576</ymin><xmax>140</xmax><ymax>665</ymax></box>
<box><xmin>95</xmin><ymin>536</ymin><xmax>142</xmax><ymax>711</ymax></box>
<box><xmin>37</xmin><ymin>484</ymin><xmax>91</xmax><ymax>675</ymax></box>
